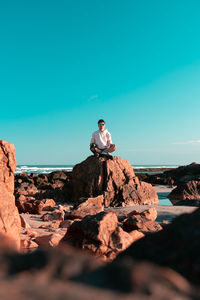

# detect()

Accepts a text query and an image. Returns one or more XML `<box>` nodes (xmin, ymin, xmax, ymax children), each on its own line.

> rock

<box><xmin>107</xmin><ymin>227</ymin><xmax>135</xmax><ymax>258</ymax></box>
<box><xmin>115</xmin><ymin>207</ymin><xmax>200</xmax><ymax>286</ymax></box>
<box><xmin>15</xmin><ymin>182</ymin><xmax>38</xmax><ymax>196</ymax></box>
<box><xmin>168</xmin><ymin>180</ymin><xmax>200</xmax><ymax>200</ymax></box>
<box><xmin>42</xmin><ymin>210</ymin><xmax>65</xmax><ymax>222</ymax></box>
<box><xmin>61</xmin><ymin>212</ymin><xmax>135</xmax><ymax>260</ymax></box>
<box><xmin>20</xmin><ymin>237</ymin><xmax>38</xmax><ymax>252</ymax></box>
<box><xmin>20</xmin><ymin>215</ymin><xmax>31</xmax><ymax>229</ymax></box>
<box><xmin>0</xmin><ymin>140</ymin><xmax>16</xmax><ymax>193</ymax></box>
<box><xmin>0</xmin><ymin>140</ymin><xmax>21</xmax><ymax>249</ymax></box>
<box><xmin>81</xmin><ymin>258</ymin><xmax>198</xmax><ymax>298</ymax></box>
<box><xmin>0</xmin><ymin>233</ymin><xmax>19</xmax><ymax>253</ymax></box>
<box><xmin>143</xmin><ymin>162</ymin><xmax>200</xmax><ymax>186</ymax></box>
<box><xmin>60</xmin><ymin>220</ymin><xmax>74</xmax><ymax>228</ymax></box>
<box><xmin>71</xmin><ymin>156</ymin><xmax>158</xmax><ymax>207</ymax></box>
<box><xmin>129</xmin><ymin>230</ymin><xmax>145</xmax><ymax>241</ymax></box>
<box><xmin>68</xmin><ymin>195</ymin><xmax>104</xmax><ymax>219</ymax></box>
<box><xmin>35</xmin><ymin>233</ymin><xmax>63</xmax><ymax>247</ymax></box>
<box><xmin>173</xmin><ymin>199</ymin><xmax>200</xmax><ymax>206</ymax></box>
<box><xmin>39</xmin><ymin>220</ymin><xmax>62</xmax><ymax>229</ymax></box>
<box><xmin>0</xmin><ymin>235</ymin><xmax>198</xmax><ymax>299</ymax></box>
<box><xmin>15</xmin><ymin>170</ymin><xmax>73</xmax><ymax>205</ymax></box>
<box><xmin>123</xmin><ymin>215</ymin><xmax>162</xmax><ymax>234</ymax></box>
<box><xmin>16</xmin><ymin>197</ymin><xmax>56</xmax><ymax>214</ymax></box>
<box><xmin>128</xmin><ymin>207</ymin><xmax>157</xmax><ymax>221</ymax></box>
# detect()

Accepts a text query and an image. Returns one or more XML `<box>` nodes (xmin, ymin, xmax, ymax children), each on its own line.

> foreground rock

<box><xmin>0</xmin><ymin>235</ymin><xmax>198</xmax><ymax>299</ymax></box>
<box><xmin>111</xmin><ymin>207</ymin><xmax>200</xmax><ymax>286</ymax></box>
<box><xmin>0</xmin><ymin>140</ymin><xmax>21</xmax><ymax>249</ymax></box>
<box><xmin>72</xmin><ymin>156</ymin><xmax>158</xmax><ymax>207</ymax></box>
<box><xmin>61</xmin><ymin>209</ymin><xmax>161</xmax><ymax>260</ymax></box>
<box><xmin>62</xmin><ymin>212</ymin><xmax>137</xmax><ymax>260</ymax></box>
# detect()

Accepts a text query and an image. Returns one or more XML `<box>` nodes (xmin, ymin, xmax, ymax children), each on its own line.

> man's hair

<box><xmin>98</xmin><ymin>119</ymin><xmax>105</xmax><ymax>124</ymax></box>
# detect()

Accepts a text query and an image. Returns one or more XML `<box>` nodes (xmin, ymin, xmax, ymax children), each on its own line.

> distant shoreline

<box><xmin>15</xmin><ymin>164</ymin><xmax>177</xmax><ymax>175</ymax></box>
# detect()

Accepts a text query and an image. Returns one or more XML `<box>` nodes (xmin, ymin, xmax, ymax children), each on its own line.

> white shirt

<box><xmin>90</xmin><ymin>129</ymin><xmax>112</xmax><ymax>149</ymax></box>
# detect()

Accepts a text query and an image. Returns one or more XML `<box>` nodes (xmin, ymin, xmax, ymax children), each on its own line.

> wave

<box><xmin>15</xmin><ymin>164</ymin><xmax>178</xmax><ymax>175</ymax></box>
<box><xmin>15</xmin><ymin>166</ymin><xmax>73</xmax><ymax>174</ymax></box>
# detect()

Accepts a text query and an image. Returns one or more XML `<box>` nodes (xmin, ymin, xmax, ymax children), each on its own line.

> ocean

<box><xmin>15</xmin><ymin>164</ymin><xmax>178</xmax><ymax>175</ymax></box>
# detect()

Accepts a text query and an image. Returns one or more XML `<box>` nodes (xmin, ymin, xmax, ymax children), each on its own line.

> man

<box><xmin>90</xmin><ymin>119</ymin><xmax>116</xmax><ymax>158</ymax></box>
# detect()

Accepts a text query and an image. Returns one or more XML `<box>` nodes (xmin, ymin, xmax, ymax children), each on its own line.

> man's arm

<box><xmin>106</xmin><ymin>132</ymin><xmax>112</xmax><ymax>148</ymax></box>
<box><xmin>90</xmin><ymin>133</ymin><xmax>95</xmax><ymax>146</ymax></box>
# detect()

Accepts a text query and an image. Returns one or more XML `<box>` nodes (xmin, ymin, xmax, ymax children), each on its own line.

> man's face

<box><xmin>98</xmin><ymin>122</ymin><xmax>105</xmax><ymax>131</ymax></box>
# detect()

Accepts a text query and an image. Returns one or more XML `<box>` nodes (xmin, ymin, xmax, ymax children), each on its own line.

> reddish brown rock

<box><xmin>0</xmin><ymin>140</ymin><xmax>21</xmax><ymax>249</ymax></box>
<box><xmin>72</xmin><ymin>156</ymin><xmax>158</xmax><ymax>207</ymax></box>
<box><xmin>128</xmin><ymin>207</ymin><xmax>157</xmax><ymax>221</ymax></box>
<box><xmin>20</xmin><ymin>215</ymin><xmax>31</xmax><ymax>229</ymax></box>
<box><xmin>20</xmin><ymin>237</ymin><xmax>38</xmax><ymax>252</ymax></box>
<box><xmin>39</xmin><ymin>220</ymin><xmax>62</xmax><ymax>229</ymax></box>
<box><xmin>42</xmin><ymin>210</ymin><xmax>65</xmax><ymax>222</ymax></box>
<box><xmin>35</xmin><ymin>233</ymin><xmax>63</xmax><ymax>247</ymax></box>
<box><xmin>168</xmin><ymin>180</ymin><xmax>200</xmax><ymax>201</ymax></box>
<box><xmin>60</xmin><ymin>219</ymin><xmax>74</xmax><ymax>228</ymax></box>
<box><xmin>123</xmin><ymin>215</ymin><xmax>162</xmax><ymax>234</ymax></box>
<box><xmin>16</xmin><ymin>196</ymin><xmax>56</xmax><ymax>214</ymax></box>
<box><xmin>129</xmin><ymin>230</ymin><xmax>145</xmax><ymax>242</ymax></box>
<box><xmin>15</xmin><ymin>170</ymin><xmax>73</xmax><ymax>204</ymax></box>
<box><xmin>0</xmin><ymin>140</ymin><xmax>16</xmax><ymax>194</ymax></box>
<box><xmin>115</xmin><ymin>207</ymin><xmax>200</xmax><ymax>286</ymax></box>
<box><xmin>68</xmin><ymin>195</ymin><xmax>104</xmax><ymax>219</ymax></box>
<box><xmin>62</xmin><ymin>212</ymin><xmax>135</xmax><ymax>260</ymax></box>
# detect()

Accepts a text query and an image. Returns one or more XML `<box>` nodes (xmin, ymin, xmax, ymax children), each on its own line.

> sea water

<box><xmin>16</xmin><ymin>164</ymin><xmax>177</xmax><ymax>175</ymax></box>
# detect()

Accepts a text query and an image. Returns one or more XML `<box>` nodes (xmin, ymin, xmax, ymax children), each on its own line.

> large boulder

<box><xmin>71</xmin><ymin>156</ymin><xmax>158</xmax><ymax>207</ymax></box>
<box><xmin>0</xmin><ymin>140</ymin><xmax>21</xmax><ymax>249</ymax></box>
<box><xmin>168</xmin><ymin>180</ymin><xmax>200</xmax><ymax>201</ymax></box>
<box><xmin>61</xmin><ymin>211</ymin><xmax>139</xmax><ymax>260</ymax></box>
<box><xmin>112</xmin><ymin>207</ymin><xmax>200</xmax><ymax>286</ymax></box>
<box><xmin>0</xmin><ymin>140</ymin><xmax>16</xmax><ymax>193</ymax></box>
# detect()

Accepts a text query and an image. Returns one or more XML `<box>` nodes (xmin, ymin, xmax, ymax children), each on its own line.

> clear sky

<box><xmin>1</xmin><ymin>0</ymin><xmax>200</xmax><ymax>165</ymax></box>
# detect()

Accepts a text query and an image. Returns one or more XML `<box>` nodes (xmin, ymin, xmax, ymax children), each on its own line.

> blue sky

<box><xmin>1</xmin><ymin>0</ymin><xmax>200</xmax><ymax>165</ymax></box>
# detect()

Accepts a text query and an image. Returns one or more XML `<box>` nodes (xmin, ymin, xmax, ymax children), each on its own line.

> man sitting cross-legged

<box><xmin>90</xmin><ymin>119</ymin><xmax>116</xmax><ymax>159</ymax></box>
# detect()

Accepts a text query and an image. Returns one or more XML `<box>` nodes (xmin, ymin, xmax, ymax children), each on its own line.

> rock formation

<box><xmin>61</xmin><ymin>211</ymin><xmax>144</xmax><ymax>260</ymax></box>
<box><xmin>142</xmin><ymin>162</ymin><xmax>200</xmax><ymax>186</ymax></box>
<box><xmin>168</xmin><ymin>180</ymin><xmax>200</xmax><ymax>201</ymax></box>
<box><xmin>111</xmin><ymin>207</ymin><xmax>200</xmax><ymax>286</ymax></box>
<box><xmin>0</xmin><ymin>140</ymin><xmax>21</xmax><ymax>249</ymax></box>
<box><xmin>15</xmin><ymin>171</ymin><xmax>72</xmax><ymax>213</ymax></box>
<box><xmin>71</xmin><ymin>155</ymin><xmax>158</xmax><ymax>207</ymax></box>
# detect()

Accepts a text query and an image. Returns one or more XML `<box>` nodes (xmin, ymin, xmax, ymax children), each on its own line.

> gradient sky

<box><xmin>1</xmin><ymin>0</ymin><xmax>200</xmax><ymax>165</ymax></box>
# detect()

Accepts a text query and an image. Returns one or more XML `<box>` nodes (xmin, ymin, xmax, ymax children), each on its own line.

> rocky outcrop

<box><xmin>71</xmin><ymin>156</ymin><xmax>158</xmax><ymax>207</ymax></box>
<box><xmin>16</xmin><ymin>196</ymin><xmax>56</xmax><ymax>214</ymax></box>
<box><xmin>0</xmin><ymin>223</ymin><xmax>198</xmax><ymax>298</ymax></box>
<box><xmin>15</xmin><ymin>171</ymin><xmax>72</xmax><ymax>213</ymax></box>
<box><xmin>112</xmin><ymin>207</ymin><xmax>200</xmax><ymax>286</ymax></box>
<box><xmin>0</xmin><ymin>140</ymin><xmax>16</xmax><ymax>193</ymax></box>
<box><xmin>61</xmin><ymin>208</ymin><xmax>161</xmax><ymax>260</ymax></box>
<box><xmin>0</xmin><ymin>140</ymin><xmax>21</xmax><ymax>249</ymax></box>
<box><xmin>61</xmin><ymin>211</ymin><xmax>138</xmax><ymax>260</ymax></box>
<box><xmin>142</xmin><ymin>162</ymin><xmax>200</xmax><ymax>186</ymax></box>
<box><xmin>168</xmin><ymin>180</ymin><xmax>200</xmax><ymax>201</ymax></box>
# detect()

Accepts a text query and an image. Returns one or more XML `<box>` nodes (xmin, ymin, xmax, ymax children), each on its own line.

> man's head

<box><xmin>98</xmin><ymin>119</ymin><xmax>106</xmax><ymax>131</ymax></box>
